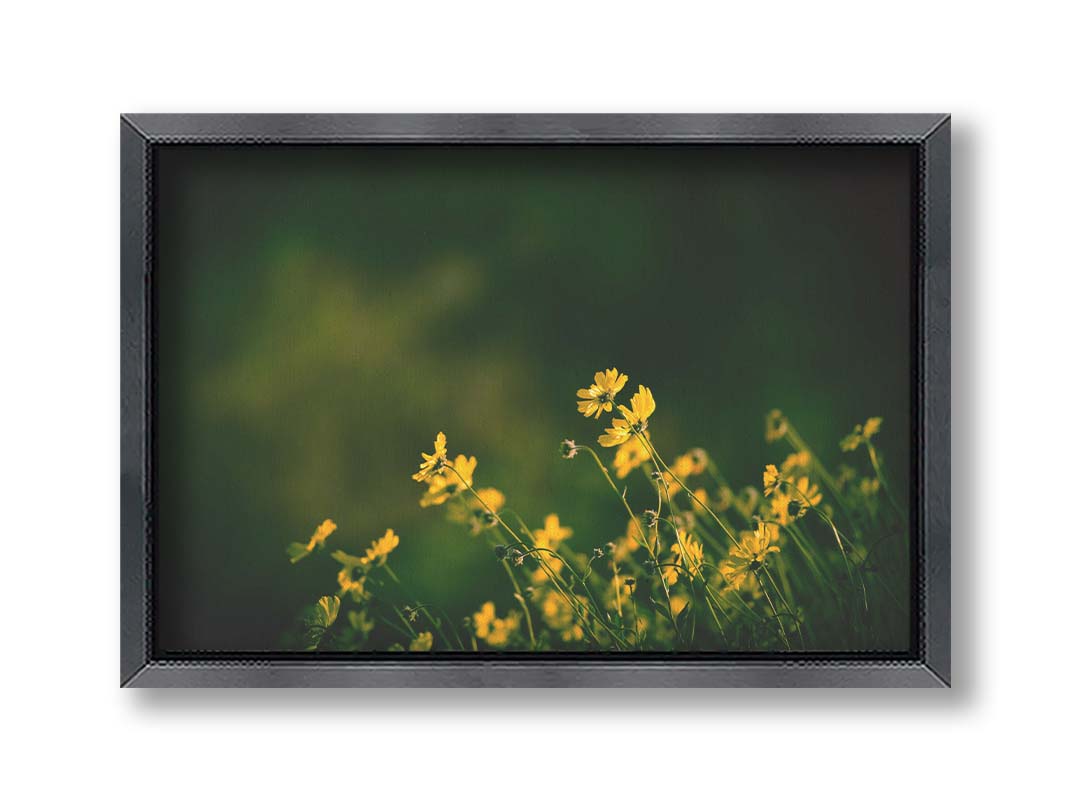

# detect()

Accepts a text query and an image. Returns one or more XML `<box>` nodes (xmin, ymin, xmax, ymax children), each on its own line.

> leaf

<box><xmin>676</xmin><ymin>602</ymin><xmax>692</xmax><ymax>629</ymax></box>
<box><xmin>331</xmin><ymin>549</ymin><xmax>362</xmax><ymax>567</ymax></box>
<box><xmin>650</xmin><ymin>600</ymin><xmax>672</xmax><ymax>621</ymax></box>
<box><xmin>312</xmin><ymin>595</ymin><xmax>341</xmax><ymax>628</ymax></box>
<box><xmin>287</xmin><ymin>542</ymin><xmax>311</xmax><ymax>564</ymax></box>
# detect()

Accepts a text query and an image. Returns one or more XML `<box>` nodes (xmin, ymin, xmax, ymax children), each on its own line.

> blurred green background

<box><xmin>155</xmin><ymin>144</ymin><xmax>913</xmax><ymax>652</ymax></box>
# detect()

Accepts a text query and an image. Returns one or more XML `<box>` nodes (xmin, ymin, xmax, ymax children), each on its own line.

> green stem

<box><xmin>636</xmin><ymin>433</ymin><xmax>741</xmax><ymax>548</ymax></box>
<box><xmin>755</xmin><ymin>572</ymin><xmax>791</xmax><ymax>650</ymax></box>
<box><xmin>866</xmin><ymin>441</ymin><xmax>907</xmax><ymax>524</ymax></box>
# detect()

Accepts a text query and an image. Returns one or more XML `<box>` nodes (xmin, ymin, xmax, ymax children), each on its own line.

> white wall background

<box><xmin>1</xmin><ymin>1</ymin><xmax>1061</xmax><ymax>795</ymax></box>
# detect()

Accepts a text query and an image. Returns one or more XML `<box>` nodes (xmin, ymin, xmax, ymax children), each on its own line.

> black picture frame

<box><xmin>121</xmin><ymin>114</ymin><xmax>950</xmax><ymax>688</ymax></box>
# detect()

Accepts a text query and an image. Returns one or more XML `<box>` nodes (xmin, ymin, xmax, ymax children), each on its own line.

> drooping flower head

<box><xmin>446</xmin><ymin>486</ymin><xmax>506</xmax><ymax>533</ymax></box>
<box><xmin>412</xmin><ymin>432</ymin><xmax>449</xmax><ymax>482</ymax></box>
<box><xmin>670</xmin><ymin>528</ymin><xmax>705</xmax><ymax>570</ymax></box>
<box><xmin>470</xmin><ymin>487</ymin><xmax>506</xmax><ymax>532</ymax></box>
<box><xmin>576</xmin><ymin>368</ymin><xmax>629</xmax><ymax>419</ymax></box>
<box><xmin>332</xmin><ymin>550</ymin><xmax>368</xmax><ymax>600</ymax></box>
<box><xmin>792</xmin><ymin>476</ymin><xmax>822</xmax><ymax>508</ymax></box>
<box><xmin>623</xmin><ymin>385</ymin><xmax>656</xmax><ymax>428</ymax></box>
<box><xmin>613</xmin><ymin>434</ymin><xmax>651</xmax><ymax>478</ymax></box>
<box><xmin>770</xmin><ymin>475</ymin><xmax>824</xmax><ymax>523</ymax></box>
<box><xmin>363</xmin><ymin>528</ymin><xmax>400</xmax><ymax>564</ymax></box>
<box><xmin>419</xmin><ymin>453</ymin><xmax>477</xmax><ymax>507</ymax></box>
<box><xmin>762</xmin><ymin>464</ymin><xmax>781</xmax><ymax>496</ymax></box>
<box><xmin>530</xmin><ymin>513</ymin><xmax>573</xmax><ymax>584</ymax></box>
<box><xmin>685</xmin><ymin>448</ymin><xmax>710</xmax><ymax>475</ymax></box>
<box><xmin>840</xmin><ymin>416</ymin><xmax>883</xmax><ymax>452</ymax></box>
<box><xmin>598</xmin><ymin>385</ymin><xmax>656</xmax><ymax>448</ymax></box>
<box><xmin>286</xmin><ymin>518</ymin><xmax>338</xmax><ymax>563</ymax></box>
<box><xmin>718</xmin><ymin>522</ymin><xmax>782</xmax><ymax>591</ymax></box>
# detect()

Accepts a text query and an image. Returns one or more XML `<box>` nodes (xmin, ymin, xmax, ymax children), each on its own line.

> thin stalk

<box><xmin>446</xmin><ymin>466</ymin><xmax>615</xmax><ymax>647</ymax></box>
<box><xmin>380</xmin><ymin>564</ymin><xmax>463</xmax><ymax>651</ymax></box>
<box><xmin>501</xmin><ymin>558</ymin><xmax>538</xmax><ymax>650</ymax></box>
<box><xmin>755</xmin><ymin>572</ymin><xmax>791</xmax><ymax>650</ymax></box>
<box><xmin>866</xmin><ymin>441</ymin><xmax>907</xmax><ymax>524</ymax></box>
<box><xmin>781</xmin><ymin>478</ymin><xmax>867</xmax><ymax>611</ymax></box>
<box><xmin>636</xmin><ymin>433</ymin><xmax>740</xmax><ymax>548</ymax></box>
<box><xmin>763</xmin><ymin>569</ymin><xmax>806</xmax><ymax>648</ymax></box>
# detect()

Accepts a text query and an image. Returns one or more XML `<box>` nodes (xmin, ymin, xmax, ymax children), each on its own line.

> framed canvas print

<box><xmin>120</xmin><ymin>114</ymin><xmax>950</xmax><ymax>687</ymax></box>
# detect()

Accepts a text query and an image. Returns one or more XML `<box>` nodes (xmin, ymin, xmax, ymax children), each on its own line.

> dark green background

<box><xmin>155</xmin><ymin>144</ymin><xmax>913</xmax><ymax>652</ymax></box>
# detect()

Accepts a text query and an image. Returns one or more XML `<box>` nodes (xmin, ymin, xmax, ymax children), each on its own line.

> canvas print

<box><xmin>155</xmin><ymin>144</ymin><xmax>913</xmax><ymax>655</ymax></box>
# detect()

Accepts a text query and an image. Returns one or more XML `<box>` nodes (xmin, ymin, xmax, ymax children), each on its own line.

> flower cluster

<box><xmin>283</xmin><ymin>369</ymin><xmax>903</xmax><ymax>654</ymax></box>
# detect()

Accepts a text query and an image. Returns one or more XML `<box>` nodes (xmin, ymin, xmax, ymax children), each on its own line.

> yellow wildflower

<box><xmin>860</xmin><ymin>477</ymin><xmax>880</xmax><ymax>497</ymax></box>
<box><xmin>540</xmin><ymin>589</ymin><xmax>585</xmax><ymax>642</ymax></box>
<box><xmin>331</xmin><ymin>550</ymin><xmax>369</xmax><ymax>599</ymax></box>
<box><xmin>447</xmin><ymin>486</ymin><xmax>506</xmax><ymax>533</ymax></box>
<box><xmin>286</xmin><ymin>518</ymin><xmax>338</xmax><ymax>563</ymax></box>
<box><xmin>409</xmin><ymin>631</ymin><xmax>433</xmax><ymax>651</ymax></box>
<box><xmin>780</xmin><ymin>450</ymin><xmax>811</xmax><ymax>478</ymax></box>
<box><xmin>841</xmin><ymin>417</ymin><xmax>883</xmax><ymax>451</ymax></box>
<box><xmin>530</xmin><ymin>513</ymin><xmax>573</xmax><ymax>584</ymax></box>
<box><xmin>533</xmin><ymin>513</ymin><xmax>573</xmax><ymax>549</ymax></box>
<box><xmin>598</xmin><ymin>385</ymin><xmax>656</xmax><ymax>447</ymax></box>
<box><xmin>419</xmin><ymin>453</ymin><xmax>477</xmax><ymax>507</ymax></box>
<box><xmin>718</xmin><ymin>522</ymin><xmax>781</xmax><ymax>591</ymax></box>
<box><xmin>364</xmin><ymin>528</ymin><xmax>400</xmax><ymax>564</ymax></box>
<box><xmin>770</xmin><ymin>476</ymin><xmax>822</xmax><ymax>524</ymax></box>
<box><xmin>737</xmin><ymin>486</ymin><xmax>760</xmax><ymax>517</ymax></box>
<box><xmin>793</xmin><ymin>476</ymin><xmax>823</xmax><ymax>509</ymax></box>
<box><xmin>765</xmin><ymin>409</ymin><xmax>788</xmax><ymax>442</ymax></box>
<box><xmin>687</xmin><ymin>448</ymin><xmax>709</xmax><ymax>474</ymax></box>
<box><xmin>662</xmin><ymin>561</ymin><xmax>681</xmax><ymax>587</ymax></box>
<box><xmin>613</xmin><ymin>518</ymin><xmax>644</xmax><ymax>560</ymax></box>
<box><xmin>692</xmin><ymin>487</ymin><xmax>711</xmax><ymax>513</ymax></box>
<box><xmin>613</xmin><ymin>435</ymin><xmax>651</xmax><ymax>478</ymax></box>
<box><xmin>671</xmin><ymin>448</ymin><xmax>707</xmax><ymax>479</ymax></box>
<box><xmin>659</xmin><ymin>450</ymin><xmax>702</xmax><ymax>498</ymax></box>
<box><xmin>470</xmin><ymin>487</ymin><xmax>506</xmax><ymax>532</ymax></box>
<box><xmin>709</xmin><ymin>486</ymin><xmax>732</xmax><ymax>513</ymax></box>
<box><xmin>769</xmin><ymin>491</ymin><xmax>793</xmax><ymax>525</ymax></box>
<box><xmin>762</xmin><ymin>464</ymin><xmax>781</xmax><ymax>496</ymax></box>
<box><xmin>624</xmin><ymin>385</ymin><xmax>656</xmax><ymax>427</ymax></box>
<box><xmin>598</xmin><ymin>417</ymin><xmax>636</xmax><ymax>448</ymax></box>
<box><xmin>476</xmin><ymin>487</ymin><xmax>506</xmax><ymax>511</ymax></box>
<box><xmin>412</xmin><ymin>432</ymin><xmax>449</xmax><ymax>482</ymax></box>
<box><xmin>576</xmin><ymin>367</ymin><xmax>629</xmax><ymax>419</ymax></box>
<box><xmin>670</xmin><ymin>528</ymin><xmax>704</xmax><ymax>570</ymax></box>
<box><xmin>472</xmin><ymin>601</ymin><xmax>521</xmax><ymax>647</ymax></box>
